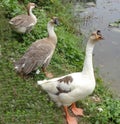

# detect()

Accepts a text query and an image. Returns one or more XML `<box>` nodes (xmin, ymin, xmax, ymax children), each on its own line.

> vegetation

<box><xmin>0</xmin><ymin>0</ymin><xmax>120</xmax><ymax>124</ymax></box>
<box><xmin>109</xmin><ymin>19</ymin><xmax>120</xmax><ymax>28</ymax></box>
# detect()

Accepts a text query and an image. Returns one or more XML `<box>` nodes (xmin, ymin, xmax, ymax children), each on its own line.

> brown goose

<box><xmin>14</xmin><ymin>17</ymin><xmax>59</xmax><ymax>78</ymax></box>
<box><xmin>9</xmin><ymin>3</ymin><xmax>37</xmax><ymax>33</ymax></box>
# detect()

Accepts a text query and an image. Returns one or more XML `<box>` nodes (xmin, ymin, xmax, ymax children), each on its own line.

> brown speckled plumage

<box><xmin>14</xmin><ymin>17</ymin><xmax>59</xmax><ymax>75</ymax></box>
<box><xmin>55</xmin><ymin>76</ymin><xmax>73</xmax><ymax>95</ymax></box>
<box><xmin>58</xmin><ymin>76</ymin><xmax>73</xmax><ymax>84</ymax></box>
<box><xmin>9</xmin><ymin>3</ymin><xmax>37</xmax><ymax>33</ymax></box>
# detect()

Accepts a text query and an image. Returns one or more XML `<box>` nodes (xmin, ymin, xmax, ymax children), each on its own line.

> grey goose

<box><xmin>9</xmin><ymin>3</ymin><xmax>37</xmax><ymax>33</ymax></box>
<box><xmin>14</xmin><ymin>17</ymin><xmax>59</xmax><ymax>78</ymax></box>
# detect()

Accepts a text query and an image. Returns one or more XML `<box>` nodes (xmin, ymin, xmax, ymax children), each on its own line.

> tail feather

<box><xmin>23</xmin><ymin>60</ymin><xmax>37</xmax><ymax>74</ymax></box>
<box><xmin>14</xmin><ymin>57</ymin><xmax>38</xmax><ymax>74</ymax></box>
<box><xmin>14</xmin><ymin>58</ymin><xmax>25</xmax><ymax>73</ymax></box>
<box><xmin>37</xmin><ymin>79</ymin><xmax>47</xmax><ymax>85</ymax></box>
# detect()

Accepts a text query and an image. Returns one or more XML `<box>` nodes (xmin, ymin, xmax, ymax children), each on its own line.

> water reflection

<box><xmin>79</xmin><ymin>0</ymin><xmax>96</xmax><ymax>3</ymax></box>
<box><xmin>74</xmin><ymin>0</ymin><xmax>120</xmax><ymax>97</ymax></box>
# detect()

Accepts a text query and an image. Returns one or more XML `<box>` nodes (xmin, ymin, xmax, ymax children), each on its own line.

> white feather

<box><xmin>37</xmin><ymin>31</ymin><xmax>103</xmax><ymax>107</ymax></box>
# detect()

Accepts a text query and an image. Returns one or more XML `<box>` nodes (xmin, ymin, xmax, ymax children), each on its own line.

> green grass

<box><xmin>0</xmin><ymin>1</ymin><xmax>120</xmax><ymax>124</ymax></box>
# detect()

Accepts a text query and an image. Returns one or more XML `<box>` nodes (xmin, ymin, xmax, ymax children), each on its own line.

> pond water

<box><xmin>74</xmin><ymin>0</ymin><xmax>120</xmax><ymax>97</ymax></box>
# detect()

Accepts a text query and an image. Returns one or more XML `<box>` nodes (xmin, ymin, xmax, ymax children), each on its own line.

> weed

<box><xmin>0</xmin><ymin>1</ymin><xmax>120</xmax><ymax>124</ymax></box>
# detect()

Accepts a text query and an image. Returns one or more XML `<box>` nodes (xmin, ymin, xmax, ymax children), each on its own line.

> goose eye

<box><xmin>97</xmin><ymin>30</ymin><xmax>101</xmax><ymax>35</ymax></box>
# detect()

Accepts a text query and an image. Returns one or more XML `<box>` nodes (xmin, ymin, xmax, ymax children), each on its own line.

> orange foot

<box><xmin>66</xmin><ymin>116</ymin><xmax>77</xmax><ymax>124</ymax></box>
<box><xmin>71</xmin><ymin>103</ymin><xmax>84</xmax><ymax>116</ymax></box>
<box><xmin>45</xmin><ymin>72</ymin><xmax>54</xmax><ymax>78</ymax></box>
<box><xmin>64</xmin><ymin>106</ymin><xmax>77</xmax><ymax>124</ymax></box>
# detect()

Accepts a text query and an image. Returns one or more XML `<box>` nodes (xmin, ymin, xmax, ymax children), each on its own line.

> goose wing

<box><xmin>55</xmin><ymin>76</ymin><xmax>74</xmax><ymax>95</ymax></box>
<box><xmin>9</xmin><ymin>15</ymin><xmax>35</xmax><ymax>27</ymax></box>
<box><xmin>41</xmin><ymin>75</ymin><xmax>74</xmax><ymax>95</ymax></box>
<box><xmin>15</xmin><ymin>39</ymin><xmax>55</xmax><ymax>74</ymax></box>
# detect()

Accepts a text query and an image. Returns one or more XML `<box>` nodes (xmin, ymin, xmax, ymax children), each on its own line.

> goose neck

<box><xmin>82</xmin><ymin>40</ymin><xmax>95</xmax><ymax>78</ymax></box>
<box><xmin>28</xmin><ymin>7</ymin><xmax>37</xmax><ymax>23</ymax></box>
<box><xmin>47</xmin><ymin>22</ymin><xmax>57</xmax><ymax>45</ymax></box>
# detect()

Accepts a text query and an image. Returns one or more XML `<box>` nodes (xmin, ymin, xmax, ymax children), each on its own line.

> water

<box><xmin>74</xmin><ymin>0</ymin><xmax>120</xmax><ymax>97</ymax></box>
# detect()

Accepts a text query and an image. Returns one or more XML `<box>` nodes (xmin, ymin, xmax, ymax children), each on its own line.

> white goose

<box><xmin>37</xmin><ymin>30</ymin><xmax>103</xmax><ymax>124</ymax></box>
<box><xmin>14</xmin><ymin>17</ymin><xmax>59</xmax><ymax>78</ymax></box>
<box><xmin>9</xmin><ymin>3</ymin><xmax>37</xmax><ymax>33</ymax></box>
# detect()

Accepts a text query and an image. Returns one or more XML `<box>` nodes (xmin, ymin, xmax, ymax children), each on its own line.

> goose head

<box><xmin>27</xmin><ymin>3</ymin><xmax>36</xmax><ymax>11</ymax></box>
<box><xmin>90</xmin><ymin>30</ymin><xmax>103</xmax><ymax>42</ymax></box>
<box><xmin>49</xmin><ymin>17</ymin><xmax>59</xmax><ymax>26</ymax></box>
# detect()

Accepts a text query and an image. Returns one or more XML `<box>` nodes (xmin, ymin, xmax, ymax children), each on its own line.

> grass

<box><xmin>0</xmin><ymin>1</ymin><xmax>120</xmax><ymax>124</ymax></box>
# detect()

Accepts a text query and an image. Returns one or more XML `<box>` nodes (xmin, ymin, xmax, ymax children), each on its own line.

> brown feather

<box><xmin>15</xmin><ymin>38</ymin><xmax>56</xmax><ymax>74</ymax></box>
<box><xmin>10</xmin><ymin>15</ymin><xmax>35</xmax><ymax>27</ymax></box>
<box><xmin>14</xmin><ymin>17</ymin><xmax>58</xmax><ymax>75</ymax></box>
